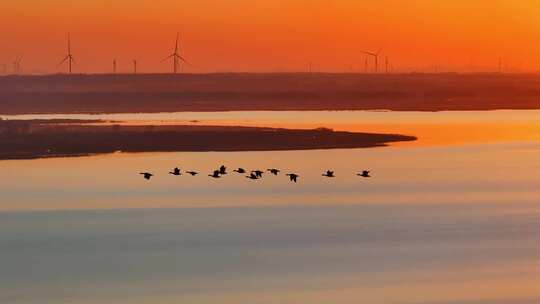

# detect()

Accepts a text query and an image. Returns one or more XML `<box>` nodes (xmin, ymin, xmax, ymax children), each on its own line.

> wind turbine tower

<box><xmin>113</xmin><ymin>59</ymin><xmax>117</xmax><ymax>74</ymax></box>
<box><xmin>162</xmin><ymin>32</ymin><xmax>190</xmax><ymax>74</ymax></box>
<box><xmin>59</xmin><ymin>33</ymin><xmax>75</xmax><ymax>74</ymax></box>
<box><xmin>362</xmin><ymin>49</ymin><xmax>382</xmax><ymax>73</ymax></box>
<box><xmin>364</xmin><ymin>56</ymin><xmax>368</xmax><ymax>73</ymax></box>
<box><xmin>133</xmin><ymin>59</ymin><xmax>137</xmax><ymax>74</ymax></box>
<box><xmin>13</xmin><ymin>56</ymin><xmax>23</xmax><ymax>74</ymax></box>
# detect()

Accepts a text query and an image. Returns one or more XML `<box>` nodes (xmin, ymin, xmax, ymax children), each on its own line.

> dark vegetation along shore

<box><xmin>2</xmin><ymin>73</ymin><xmax>540</xmax><ymax>114</ymax></box>
<box><xmin>0</xmin><ymin>120</ymin><xmax>416</xmax><ymax>160</ymax></box>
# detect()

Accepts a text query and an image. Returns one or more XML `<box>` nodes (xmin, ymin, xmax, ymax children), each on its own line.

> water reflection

<box><xmin>2</xmin><ymin>110</ymin><xmax>540</xmax><ymax>304</ymax></box>
<box><xmin>4</xmin><ymin>110</ymin><xmax>540</xmax><ymax>146</ymax></box>
<box><xmin>1</xmin><ymin>202</ymin><xmax>540</xmax><ymax>304</ymax></box>
<box><xmin>1</xmin><ymin>141</ymin><xmax>539</xmax><ymax>211</ymax></box>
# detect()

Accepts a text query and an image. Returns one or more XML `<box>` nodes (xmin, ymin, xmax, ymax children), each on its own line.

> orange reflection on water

<box><xmin>336</xmin><ymin>122</ymin><xmax>540</xmax><ymax>146</ymax></box>
<box><xmin>63</xmin><ymin>110</ymin><xmax>540</xmax><ymax>147</ymax></box>
<box><xmin>99</xmin><ymin>120</ymin><xmax>540</xmax><ymax>147</ymax></box>
<box><xmin>2</xmin><ymin>110</ymin><xmax>540</xmax><ymax>304</ymax></box>
<box><xmin>8</xmin><ymin>110</ymin><xmax>540</xmax><ymax>146</ymax></box>
<box><xmin>2</xmin><ymin>139</ymin><xmax>540</xmax><ymax>211</ymax></box>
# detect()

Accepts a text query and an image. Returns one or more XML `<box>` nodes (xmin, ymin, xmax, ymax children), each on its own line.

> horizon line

<box><xmin>1</xmin><ymin>71</ymin><xmax>537</xmax><ymax>77</ymax></box>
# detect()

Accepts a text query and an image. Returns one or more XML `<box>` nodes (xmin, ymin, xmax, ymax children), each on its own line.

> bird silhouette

<box><xmin>252</xmin><ymin>170</ymin><xmax>264</xmax><ymax>178</ymax></box>
<box><xmin>209</xmin><ymin>170</ymin><xmax>221</xmax><ymax>178</ymax></box>
<box><xmin>286</xmin><ymin>173</ymin><xmax>299</xmax><ymax>183</ymax></box>
<box><xmin>169</xmin><ymin>167</ymin><xmax>181</xmax><ymax>176</ymax></box>
<box><xmin>186</xmin><ymin>171</ymin><xmax>198</xmax><ymax>176</ymax></box>
<box><xmin>267</xmin><ymin>168</ymin><xmax>280</xmax><ymax>175</ymax></box>
<box><xmin>219</xmin><ymin>165</ymin><xmax>227</xmax><ymax>175</ymax></box>
<box><xmin>140</xmin><ymin>172</ymin><xmax>153</xmax><ymax>180</ymax></box>
<box><xmin>246</xmin><ymin>172</ymin><xmax>259</xmax><ymax>180</ymax></box>
<box><xmin>233</xmin><ymin>168</ymin><xmax>246</xmax><ymax>174</ymax></box>
<box><xmin>322</xmin><ymin>170</ymin><xmax>335</xmax><ymax>177</ymax></box>
<box><xmin>357</xmin><ymin>170</ymin><xmax>371</xmax><ymax>177</ymax></box>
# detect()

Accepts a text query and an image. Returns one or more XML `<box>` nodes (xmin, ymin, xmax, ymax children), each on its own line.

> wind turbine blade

<box><xmin>58</xmin><ymin>56</ymin><xmax>69</xmax><ymax>66</ymax></box>
<box><xmin>361</xmin><ymin>51</ymin><xmax>376</xmax><ymax>56</ymax></box>
<box><xmin>161</xmin><ymin>54</ymin><xmax>175</xmax><ymax>62</ymax></box>
<box><xmin>178</xmin><ymin>56</ymin><xmax>192</xmax><ymax>66</ymax></box>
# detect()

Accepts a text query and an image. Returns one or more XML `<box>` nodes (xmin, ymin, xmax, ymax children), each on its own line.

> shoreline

<box><xmin>2</xmin><ymin>107</ymin><xmax>537</xmax><ymax>116</ymax></box>
<box><xmin>0</xmin><ymin>121</ymin><xmax>416</xmax><ymax>160</ymax></box>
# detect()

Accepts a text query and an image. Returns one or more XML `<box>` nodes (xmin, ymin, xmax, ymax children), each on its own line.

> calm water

<box><xmin>1</xmin><ymin>110</ymin><xmax>540</xmax><ymax>303</ymax></box>
<box><xmin>5</xmin><ymin>109</ymin><xmax>540</xmax><ymax>145</ymax></box>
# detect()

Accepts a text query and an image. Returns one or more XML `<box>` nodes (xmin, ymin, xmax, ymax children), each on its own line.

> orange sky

<box><xmin>1</xmin><ymin>0</ymin><xmax>540</xmax><ymax>74</ymax></box>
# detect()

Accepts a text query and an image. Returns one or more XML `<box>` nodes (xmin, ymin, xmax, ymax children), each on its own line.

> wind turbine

<box><xmin>133</xmin><ymin>59</ymin><xmax>137</xmax><ymax>74</ymax></box>
<box><xmin>113</xmin><ymin>59</ymin><xmax>117</xmax><ymax>74</ymax></box>
<box><xmin>362</xmin><ymin>49</ymin><xmax>382</xmax><ymax>73</ymax></box>
<box><xmin>364</xmin><ymin>56</ymin><xmax>368</xmax><ymax>73</ymax></box>
<box><xmin>13</xmin><ymin>56</ymin><xmax>23</xmax><ymax>74</ymax></box>
<box><xmin>162</xmin><ymin>32</ymin><xmax>190</xmax><ymax>74</ymax></box>
<box><xmin>385</xmin><ymin>56</ymin><xmax>389</xmax><ymax>74</ymax></box>
<box><xmin>58</xmin><ymin>33</ymin><xmax>74</xmax><ymax>74</ymax></box>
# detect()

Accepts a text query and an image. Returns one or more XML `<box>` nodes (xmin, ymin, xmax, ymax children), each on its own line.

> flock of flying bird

<box><xmin>139</xmin><ymin>165</ymin><xmax>371</xmax><ymax>183</ymax></box>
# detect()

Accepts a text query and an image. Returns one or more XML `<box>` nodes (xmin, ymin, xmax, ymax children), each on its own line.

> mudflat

<box><xmin>0</xmin><ymin>120</ymin><xmax>416</xmax><ymax>159</ymax></box>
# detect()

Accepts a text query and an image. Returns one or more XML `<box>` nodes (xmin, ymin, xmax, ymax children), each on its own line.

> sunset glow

<box><xmin>3</xmin><ymin>3</ymin><xmax>540</xmax><ymax>304</ymax></box>
<box><xmin>2</xmin><ymin>0</ymin><xmax>540</xmax><ymax>74</ymax></box>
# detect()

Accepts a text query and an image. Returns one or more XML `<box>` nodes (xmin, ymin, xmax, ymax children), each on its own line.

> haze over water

<box><xmin>1</xmin><ymin>110</ymin><xmax>540</xmax><ymax>303</ymax></box>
